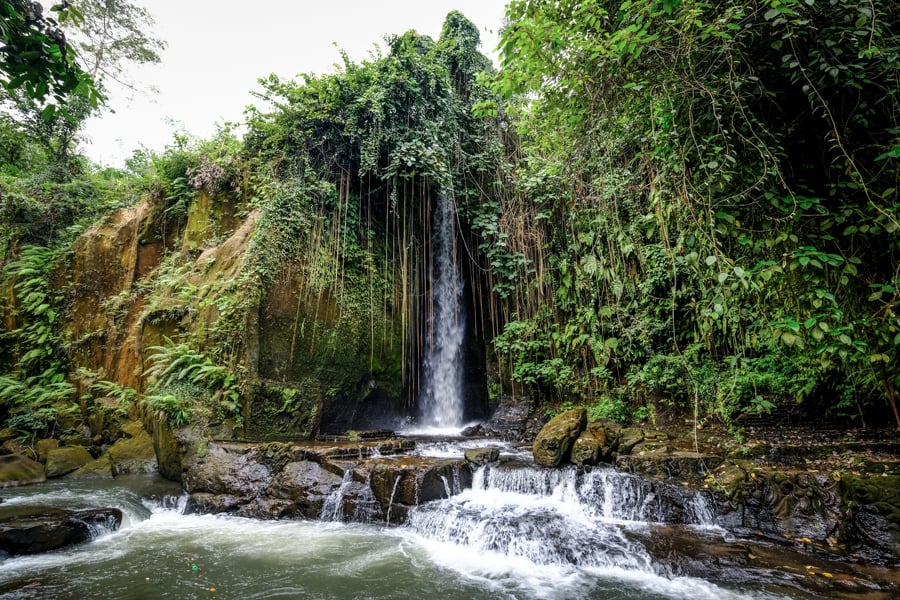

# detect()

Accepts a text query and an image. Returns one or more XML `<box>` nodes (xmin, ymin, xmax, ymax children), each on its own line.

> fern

<box><xmin>142</xmin><ymin>337</ymin><xmax>242</xmax><ymax>426</ymax></box>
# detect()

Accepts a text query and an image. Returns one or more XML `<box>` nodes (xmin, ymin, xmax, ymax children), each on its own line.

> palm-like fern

<box><xmin>142</xmin><ymin>337</ymin><xmax>241</xmax><ymax>426</ymax></box>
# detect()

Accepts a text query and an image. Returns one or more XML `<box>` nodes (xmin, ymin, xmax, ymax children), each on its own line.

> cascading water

<box><xmin>406</xmin><ymin>462</ymin><xmax>718</xmax><ymax>571</ymax></box>
<box><xmin>0</xmin><ymin>458</ymin><xmax>822</xmax><ymax>598</ymax></box>
<box><xmin>417</xmin><ymin>188</ymin><xmax>465</xmax><ymax>431</ymax></box>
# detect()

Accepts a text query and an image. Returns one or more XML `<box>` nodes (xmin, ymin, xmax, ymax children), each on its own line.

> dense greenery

<box><xmin>490</xmin><ymin>0</ymin><xmax>900</xmax><ymax>427</ymax></box>
<box><xmin>0</xmin><ymin>0</ymin><xmax>102</xmax><ymax>115</ymax></box>
<box><xmin>1</xmin><ymin>4</ymin><xmax>898</xmax><ymax>441</ymax></box>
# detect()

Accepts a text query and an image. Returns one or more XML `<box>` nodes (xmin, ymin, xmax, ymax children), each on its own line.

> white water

<box><xmin>0</xmin><ymin>463</ymin><xmax>796</xmax><ymax>599</ymax></box>
<box><xmin>414</xmin><ymin>188</ymin><xmax>465</xmax><ymax>433</ymax></box>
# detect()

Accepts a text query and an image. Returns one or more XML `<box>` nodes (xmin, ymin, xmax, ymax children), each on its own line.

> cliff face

<box><xmin>56</xmin><ymin>188</ymin><xmax>405</xmax><ymax>441</ymax></box>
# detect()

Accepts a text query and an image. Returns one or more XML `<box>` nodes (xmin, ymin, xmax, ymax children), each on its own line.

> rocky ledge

<box><xmin>531</xmin><ymin>409</ymin><xmax>900</xmax><ymax>569</ymax></box>
<box><xmin>0</xmin><ymin>506</ymin><xmax>123</xmax><ymax>555</ymax></box>
<box><xmin>179</xmin><ymin>437</ymin><xmax>481</xmax><ymax>524</ymax></box>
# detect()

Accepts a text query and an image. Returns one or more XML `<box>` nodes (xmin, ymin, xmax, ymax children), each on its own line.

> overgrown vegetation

<box><xmin>1</xmin><ymin>4</ymin><xmax>898</xmax><ymax>442</ymax></box>
<box><xmin>489</xmin><ymin>0</ymin><xmax>900</xmax><ymax>427</ymax></box>
<box><xmin>142</xmin><ymin>337</ymin><xmax>242</xmax><ymax>427</ymax></box>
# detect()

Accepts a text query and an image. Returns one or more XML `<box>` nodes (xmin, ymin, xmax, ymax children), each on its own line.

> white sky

<box><xmin>78</xmin><ymin>1</ymin><xmax>509</xmax><ymax>167</ymax></box>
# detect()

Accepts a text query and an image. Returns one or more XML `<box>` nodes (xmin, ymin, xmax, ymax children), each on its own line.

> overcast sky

<box><xmin>79</xmin><ymin>1</ymin><xmax>509</xmax><ymax>167</ymax></box>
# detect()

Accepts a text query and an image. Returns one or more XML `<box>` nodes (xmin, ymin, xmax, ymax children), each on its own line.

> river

<box><xmin>0</xmin><ymin>440</ymin><xmax>811</xmax><ymax>600</ymax></box>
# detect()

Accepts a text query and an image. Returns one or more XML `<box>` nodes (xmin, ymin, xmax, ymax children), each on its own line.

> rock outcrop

<box><xmin>0</xmin><ymin>507</ymin><xmax>123</xmax><ymax>555</ymax></box>
<box><xmin>179</xmin><ymin>439</ymin><xmax>472</xmax><ymax>524</ymax></box>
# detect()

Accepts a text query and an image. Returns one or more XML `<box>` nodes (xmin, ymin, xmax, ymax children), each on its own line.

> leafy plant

<box><xmin>142</xmin><ymin>337</ymin><xmax>243</xmax><ymax>426</ymax></box>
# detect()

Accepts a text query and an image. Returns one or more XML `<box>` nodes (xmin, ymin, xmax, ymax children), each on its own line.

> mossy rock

<box><xmin>68</xmin><ymin>455</ymin><xmax>114</xmax><ymax>479</ymax></box>
<box><xmin>45</xmin><ymin>446</ymin><xmax>93</xmax><ymax>478</ymax></box>
<box><xmin>570</xmin><ymin>431</ymin><xmax>600</xmax><ymax>466</ymax></box>
<box><xmin>34</xmin><ymin>439</ymin><xmax>60</xmax><ymax>462</ymax></box>
<box><xmin>843</xmin><ymin>474</ymin><xmax>900</xmax><ymax>531</ymax></box>
<box><xmin>0</xmin><ymin>454</ymin><xmax>46</xmax><ymax>487</ymax></box>
<box><xmin>244</xmin><ymin>380</ymin><xmax>323</xmax><ymax>441</ymax></box>
<box><xmin>108</xmin><ymin>429</ymin><xmax>157</xmax><ymax>475</ymax></box>
<box><xmin>532</xmin><ymin>408</ymin><xmax>586</xmax><ymax>467</ymax></box>
<box><xmin>618</xmin><ymin>428</ymin><xmax>645</xmax><ymax>455</ymax></box>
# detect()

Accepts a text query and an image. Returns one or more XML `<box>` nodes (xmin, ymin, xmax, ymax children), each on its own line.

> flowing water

<box><xmin>0</xmin><ymin>446</ymin><xmax>802</xmax><ymax>600</ymax></box>
<box><xmin>415</xmin><ymin>188</ymin><xmax>465</xmax><ymax>434</ymax></box>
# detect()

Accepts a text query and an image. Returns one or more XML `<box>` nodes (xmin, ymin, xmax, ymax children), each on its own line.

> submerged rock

<box><xmin>0</xmin><ymin>506</ymin><xmax>122</xmax><ymax>555</ymax></box>
<box><xmin>532</xmin><ymin>408</ymin><xmax>586</xmax><ymax>467</ymax></box>
<box><xmin>464</xmin><ymin>447</ymin><xmax>500</xmax><ymax>465</ymax></box>
<box><xmin>0</xmin><ymin>454</ymin><xmax>46</xmax><ymax>487</ymax></box>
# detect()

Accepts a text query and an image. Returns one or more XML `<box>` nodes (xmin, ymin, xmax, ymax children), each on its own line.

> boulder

<box><xmin>570</xmin><ymin>431</ymin><xmax>600</xmax><ymax>466</ymax></box>
<box><xmin>0</xmin><ymin>454</ymin><xmax>46</xmax><ymax>487</ymax></box>
<box><xmin>0</xmin><ymin>506</ymin><xmax>122</xmax><ymax>555</ymax></box>
<box><xmin>182</xmin><ymin>442</ymin><xmax>273</xmax><ymax>497</ymax></box>
<box><xmin>266</xmin><ymin>460</ymin><xmax>343</xmax><ymax>519</ymax></box>
<box><xmin>107</xmin><ymin>429</ymin><xmax>157</xmax><ymax>475</ymax></box>
<box><xmin>34</xmin><ymin>438</ymin><xmax>60</xmax><ymax>462</ymax></box>
<box><xmin>461</xmin><ymin>424</ymin><xmax>485</xmax><ymax>437</ymax></box>
<box><xmin>532</xmin><ymin>408</ymin><xmax>587</xmax><ymax>467</ymax></box>
<box><xmin>44</xmin><ymin>446</ymin><xmax>93</xmax><ymax>478</ymax></box>
<box><xmin>67</xmin><ymin>455</ymin><xmax>115</xmax><ymax>479</ymax></box>
<box><xmin>464</xmin><ymin>447</ymin><xmax>500</xmax><ymax>465</ymax></box>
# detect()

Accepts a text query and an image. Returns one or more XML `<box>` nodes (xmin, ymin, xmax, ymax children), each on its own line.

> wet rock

<box><xmin>44</xmin><ymin>446</ymin><xmax>93</xmax><ymax>478</ymax></box>
<box><xmin>618</xmin><ymin>427</ymin><xmax>645</xmax><ymax>455</ymax></box>
<box><xmin>464</xmin><ymin>447</ymin><xmax>500</xmax><ymax>465</ymax></box>
<box><xmin>107</xmin><ymin>428</ymin><xmax>157</xmax><ymax>474</ymax></box>
<box><xmin>0</xmin><ymin>454</ymin><xmax>46</xmax><ymax>487</ymax></box>
<box><xmin>570</xmin><ymin>432</ymin><xmax>600</xmax><ymax>466</ymax></box>
<box><xmin>617</xmin><ymin>451</ymin><xmax>723</xmax><ymax>482</ymax></box>
<box><xmin>267</xmin><ymin>460</ymin><xmax>343</xmax><ymax>519</ymax></box>
<box><xmin>708</xmin><ymin>461</ymin><xmax>748</xmax><ymax>498</ymax></box>
<box><xmin>0</xmin><ymin>506</ymin><xmax>122</xmax><ymax>555</ymax></box>
<box><xmin>67</xmin><ymin>455</ymin><xmax>114</xmax><ymax>479</ymax></box>
<box><xmin>461</xmin><ymin>424</ymin><xmax>485</xmax><ymax>437</ymax></box>
<box><xmin>630</xmin><ymin>523</ymin><xmax>900</xmax><ymax>599</ymax></box>
<box><xmin>185</xmin><ymin>492</ymin><xmax>245</xmax><ymax>515</ymax></box>
<box><xmin>532</xmin><ymin>408</ymin><xmax>586</xmax><ymax>467</ymax></box>
<box><xmin>182</xmin><ymin>442</ymin><xmax>273</xmax><ymax>498</ymax></box>
<box><xmin>482</xmin><ymin>395</ymin><xmax>531</xmax><ymax>438</ymax></box>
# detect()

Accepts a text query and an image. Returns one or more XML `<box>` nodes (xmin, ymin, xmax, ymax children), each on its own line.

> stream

<box><xmin>0</xmin><ymin>441</ymin><xmax>817</xmax><ymax>600</ymax></box>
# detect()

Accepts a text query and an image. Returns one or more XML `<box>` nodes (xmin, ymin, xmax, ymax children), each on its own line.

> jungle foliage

<box><xmin>489</xmin><ymin>0</ymin><xmax>900</xmax><ymax>427</ymax></box>
<box><xmin>244</xmin><ymin>11</ymin><xmax>502</xmax><ymax>401</ymax></box>
<box><xmin>1</xmin><ymin>4</ymin><xmax>899</xmax><ymax>440</ymax></box>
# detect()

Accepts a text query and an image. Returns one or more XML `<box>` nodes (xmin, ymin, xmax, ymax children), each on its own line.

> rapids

<box><xmin>0</xmin><ymin>444</ymin><xmax>815</xmax><ymax>600</ymax></box>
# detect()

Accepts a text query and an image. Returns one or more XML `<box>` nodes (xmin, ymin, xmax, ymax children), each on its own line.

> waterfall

<box><xmin>417</xmin><ymin>188</ymin><xmax>465</xmax><ymax>430</ymax></box>
<box><xmin>407</xmin><ymin>462</ymin><xmax>720</xmax><ymax>574</ymax></box>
